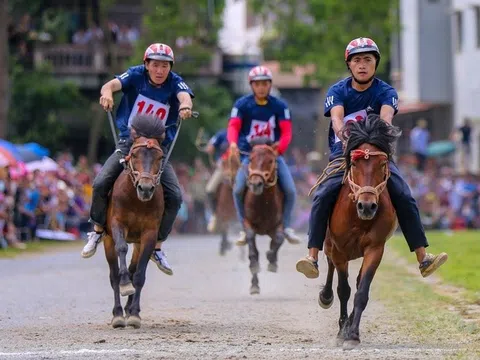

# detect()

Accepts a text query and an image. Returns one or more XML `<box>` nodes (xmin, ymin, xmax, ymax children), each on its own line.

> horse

<box><xmin>103</xmin><ymin>114</ymin><xmax>166</xmax><ymax>329</ymax></box>
<box><xmin>317</xmin><ymin>114</ymin><xmax>401</xmax><ymax>349</ymax></box>
<box><xmin>230</xmin><ymin>139</ymin><xmax>284</xmax><ymax>295</ymax></box>
<box><xmin>214</xmin><ymin>153</ymin><xmax>241</xmax><ymax>255</ymax></box>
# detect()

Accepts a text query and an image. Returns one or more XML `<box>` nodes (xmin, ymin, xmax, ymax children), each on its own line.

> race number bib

<box><xmin>334</xmin><ymin>109</ymin><xmax>367</xmax><ymax>143</ymax></box>
<box><xmin>127</xmin><ymin>94</ymin><xmax>170</xmax><ymax>127</ymax></box>
<box><xmin>246</xmin><ymin>116</ymin><xmax>276</xmax><ymax>143</ymax></box>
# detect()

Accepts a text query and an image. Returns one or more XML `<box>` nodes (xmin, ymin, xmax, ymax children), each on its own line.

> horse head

<box><xmin>126</xmin><ymin>114</ymin><xmax>166</xmax><ymax>202</ymax></box>
<box><xmin>247</xmin><ymin>142</ymin><xmax>277</xmax><ymax>195</ymax></box>
<box><xmin>342</xmin><ymin>114</ymin><xmax>402</xmax><ymax>220</ymax></box>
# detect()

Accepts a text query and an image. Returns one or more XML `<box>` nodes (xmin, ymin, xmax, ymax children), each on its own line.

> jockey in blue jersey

<box><xmin>227</xmin><ymin>65</ymin><xmax>302</xmax><ymax>245</ymax></box>
<box><xmin>81</xmin><ymin>43</ymin><xmax>195</xmax><ymax>276</ymax></box>
<box><xmin>296</xmin><ymin>37</ymin><xmax>448</xmax><ymax>279</ymax></box>
<box><xmin>205</xmin><ymin>129</ymin><xmax>229</xmax><ymax>232</ymax></box>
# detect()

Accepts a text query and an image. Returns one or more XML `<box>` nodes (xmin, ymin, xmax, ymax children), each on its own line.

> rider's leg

<box><xmin>387</xmin><ymin>161</ymin><xmax>448</xmax><ymax>277</ymax></box>
<box><xmin>276</xmin><ymin>156</ymin><xmax>301</xmax><ymax>244</ymax></box>
<box><xmin>82</xmin><ymin>149</ymin><xmax>124</xmax><ymax>258</ymax></box>
<box><xmin>205</xmin><ymin>163</ymin><xmax>224</xmax><ymax>232</ymax></box>
<box><xmin>151</xmin><ymin>161</ymin><xmax>182</xmax><ymax>275</ymax></box>
<box><xmin>232</xmin><ymin>157</ymin><xmax>249</xmax><ymax>245</ymax></box>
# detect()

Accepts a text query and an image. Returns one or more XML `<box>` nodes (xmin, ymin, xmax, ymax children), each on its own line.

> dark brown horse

<box><xmin>317</xmin><ymin>115</ymin><xmax>401</xmax><ymax>349</ymax></box>
<box><xmin>230</xmin><ymin>141</ymin><xmax>284</xmax><ymax>295</ymax></box>
<box><xmin>214</xmin><ymin>153</ymin><xmax>241</xmax><ymax>255</ymax></box>
<box><xmin>103</xmin><ymin>114</ymin><xmax>166</xmax><ymax>329</ymax></box>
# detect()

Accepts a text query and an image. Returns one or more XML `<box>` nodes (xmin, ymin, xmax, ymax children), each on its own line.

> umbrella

<box><xmin>426</xmin><ymin>141</ymin><xmax>457</xmax><ymax>158</ymax></box>
<box><xmin>0</xmin><ymin>153</ymin><xmax>10</xmax><ymax>167</ymax></box>
<box><xmin>14</xmin><ymin>146</ymin><xmax>43</xmax><ymax>162</ymax></box>
<box><xmin>21</xmin><ymin>142</ymin><xmax>50</xmax><ymax>157</ymax></box>
<box><xmin>0</xmin><ymin>139</ymin><xmax>23</xmax><ymax>165</ymax></box>
<box><xmin>25</xmin><ymin>156</ymin><xmax>59</xmax><ymax>172</ymax></box>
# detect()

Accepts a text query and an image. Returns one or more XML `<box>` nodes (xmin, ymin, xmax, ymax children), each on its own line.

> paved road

<box><xmin>0</xmin><ymin>234</ymin><xmax>460</xmax><ymax>359</ymax></box>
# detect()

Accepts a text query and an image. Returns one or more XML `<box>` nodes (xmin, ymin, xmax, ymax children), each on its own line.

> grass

<box><xmin>388</xmin><ymin>230</ymin><xmax>480</xmax><ymax>301</ymax></box>
<box><xmin>0</xmin><ymin>239</ymin><xmax>83</xmax><ymax>259</ymax></box>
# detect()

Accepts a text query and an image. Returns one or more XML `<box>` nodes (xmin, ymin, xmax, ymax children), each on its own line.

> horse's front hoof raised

<box><xmin>126</xmin><ymin>315</ymin><xmax>141</xmax><ymax>328</ymax></box>
<box><xmin>111</xmin><ymin>316</ymin><xmax>126</xmax><ymax>329</ymax></box>
<box><xmin>250</xmin><ymin>285</ymin><xmax>260</xmax><ymax>295</ymax></box>
<box><xmin>267</xmin><ymin>262</ymin><xmax>278</xmax><ymax>272</ymax></box>
<box><xmin>343</xmin><ymin>339</ymin><xmax>360</xmax><ymax>350</ymax></box>
<box><xmin>120</xmin><ymin>283</ymin><xmax>135</xmax><ymax>297</ymax></box>
<box><xmin>318</xmin><ymin>292</ymin><xmax>334</xmax><ymax>309</ymax></box>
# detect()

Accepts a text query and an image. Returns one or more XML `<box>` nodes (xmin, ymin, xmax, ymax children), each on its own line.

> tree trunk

<box><xmin>0</xmin><ymin>0</ymin><xmax>9</xmax><ymax>138</ymax></box>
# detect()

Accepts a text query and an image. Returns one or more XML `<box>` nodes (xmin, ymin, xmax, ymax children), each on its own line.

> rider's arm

<box><xmin>227</xmin><ymin>104</ymin><xmax>242</xmax><ymax>145</ymax></box>
<box><xmin>277</xmin><ymin>105</ymin><xmax>292</xmax><ymax>155</ymax></box>
<box><xmin>379</xmin><ymin>88</ymin><xmax>399</xmax><ymax>125</ymax></box>
<box><xmin>177</xmin><ymin>92</ymin><xmax>193</xmax><ymax>110</ymax></box>
<box><xmin>380</xmin><ymin>105</ymin><xmax>395</xmax><ymax>125</ymax></box>
<box><xmin>330</xmin><ymin>105</ymin><xmax>346</xmax><ymax>142</ymax></box>
<box><xmin>100</xmin><ymin>78</ymin><xmax>122</xmax><ymax>97</ymax></box>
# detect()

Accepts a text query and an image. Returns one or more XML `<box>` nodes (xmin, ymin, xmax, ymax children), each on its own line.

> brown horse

<box><xmin>103</xmin><ymin>114</ymin><xmax>166</xmax><ymax>329</ymax></box>
<box><xmin>231</xmin><ymin>141</ymin><xmax>284</xmax><ymax>295</ymax></box>
<box><xmin>214</xmin><ymin>153</ymin><xmax>241</xmax><ymax>255</ymax></box>
<box><xmin>317</xmin><ymin>115</ymin><xmax>401</xmax><ymax>349</ymax></box>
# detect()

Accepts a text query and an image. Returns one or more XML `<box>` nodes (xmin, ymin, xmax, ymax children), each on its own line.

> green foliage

<box><xmin>250</xmin><ymin>0</ymin><xmax>399</xmax><ymax>84</ymax></box>
<box><xmin>131</xmin><ymin>0</ymin><xmax>225</xmax><ymax>75</ymax></box>
<box><xmin>8</xmin><ymin>64</ymin><xmax>87</xmax><ymax>153</ymax></box>
<box><xmin>171</xmin><ymin>81</ymin><xmax>234</xmax><ymax>163</ymax></box>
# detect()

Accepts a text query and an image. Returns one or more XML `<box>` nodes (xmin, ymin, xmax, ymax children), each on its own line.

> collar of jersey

<box><xmin>255</xmin><ymin>98</ymin><xmax>268</xmax><ymax>106</ymax></box>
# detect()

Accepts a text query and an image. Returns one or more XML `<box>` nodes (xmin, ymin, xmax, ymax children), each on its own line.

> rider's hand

<box><xmin>229</xmin><ymin>142</ymin><xmax>238</xmax><ymax>150</ymax></box>
<box><xmin>179</xmin><ymin>107</ymin><xmax>192</xmax><ymax>120</ymax></box>
<box><xmin>99</xmin><ymin>92</ymin><xmax>114</xmax><ymax>111</ymax></box>
<box><xmin>272</xmin><ymin>142</ymin><xmax>280</xmax><ymax>156</ymax></box>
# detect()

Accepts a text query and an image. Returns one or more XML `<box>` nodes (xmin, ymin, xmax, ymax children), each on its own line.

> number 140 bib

<box><xmin>127</xmin><ymin>94</ymin><xmax>170</xmax><ymax>127</ymax></box>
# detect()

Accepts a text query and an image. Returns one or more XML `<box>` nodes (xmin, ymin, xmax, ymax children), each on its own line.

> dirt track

<box><xmin>0</xmin><ymin>234</ymin><xmax>465</xmax><ymax>359</ymax></box>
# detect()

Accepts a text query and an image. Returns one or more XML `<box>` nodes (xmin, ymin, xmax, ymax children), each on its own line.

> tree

<box><xmin>0</xmin><ymin>0</ymin><xmax>8</xmax><ymax>138</ymax></box>
<box><xmin>251</xmin><ymin>0</ymin><xmax>399</xmax><ymax>85</ymax></box>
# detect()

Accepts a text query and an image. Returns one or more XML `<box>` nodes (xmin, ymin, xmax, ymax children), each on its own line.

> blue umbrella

<box><xmin>0</xmin><ymin>139</ymin><xmax>24</xmax><ymax>162</ymax></box>
<box><xmin>22</xmin><ymin>142</ymin><xmax>50</xmax><ymax>157</ymax></box>
<box><xmin>426</xmin><ymin>141</ymin><xmax>456</xmax><ymax>158</ymax></box>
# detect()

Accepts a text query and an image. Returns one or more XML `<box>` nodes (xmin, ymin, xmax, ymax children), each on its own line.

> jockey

<box><xmin>80</xmin><ymin>43</ymin><xmax>195</xmax><ymax>276</ymax></box>
<box><xmin>227</xmin><ymin>65</ymin><xmax>302</xmax><ymax>245</ymax></box>
<box><xmin>296</xmin><ymin>37</ymin><xmax>448</xmax><ymax>279</ymax></box>
<box><xmin>205</xmin><ymin>128</ymin><xmax>229</xmax><ymax>232</ymax></box>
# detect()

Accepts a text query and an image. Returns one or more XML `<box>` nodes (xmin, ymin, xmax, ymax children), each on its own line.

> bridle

<box><xmin>247</xmin><ymin>145</ymin><xmax>277</xmax><ymax>188</ymax></box>
<box><xmin>124</xmin><ymin>138</ymin><xmax>163</xmax><ymax>188</ymax></box>
<box><xmin>346</xmin><ymin>148</ymin><xmax>390</xmax><ymax>202</ymax></box>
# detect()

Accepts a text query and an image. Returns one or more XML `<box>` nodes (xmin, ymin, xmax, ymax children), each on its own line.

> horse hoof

<box><xmin>126</xmin><ymin>315</ymin><xmax>141</xmax><ymax>329</ymax></box>
<box><xmin>250</xmin><ymin>285</ymin><xmax>260</xmax><ymax>295</ymax></box>
<box><xmin>318</xmin><ymin>293</ymin><xmax>334</xmax><ymax>309</ymax></box>
<box><xmin>267</xmin><ymin>263</ymin><xmax>278</xmax><ymax>273</ymax></box>
<box><xmin>111</xmin><ymin>316</ymin><xmax>126</xmax><ymax>328</ymax></box>
<box><xmin>120</xmin><ymin>283</ymin><xmax>135</xmax><ymax>297</ymax></box>
<box><xmin>343</xmin><ymin>339</ymin><xmax>360</xmax><ymax>350</ymax></box>
<box><xmin>250</xmin><ymin>264</ymin><xmax>260</xmax><ymax>274</ymax></box>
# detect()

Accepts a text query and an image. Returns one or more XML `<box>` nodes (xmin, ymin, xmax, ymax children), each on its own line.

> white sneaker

<box><xmin>81</xmin><ymin>231</ymin><xmax>103</xmax><ymax>258</ymax></box>
<box><xmin>284</xmin><ymin>228</ymin><xmax>302</xmax><ymax>244</ymax></box>
<box><xmin>150</xmin><ymin>249</ymin><xmax>173</xmax><ymax>275</ymax></box>
<box><xmin>235</xmin><ymin>231</ymin><xmax>247</xmax><ymax>246</ymax></box>
<box><xmin>207</xmin><ymin>215</ymin><xmax>217</xmax><ymax>233</ymax></box>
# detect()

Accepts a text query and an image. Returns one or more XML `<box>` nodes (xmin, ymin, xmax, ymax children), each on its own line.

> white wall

<box><xmin>400</xmin><ymin>0</ymin><xmax>420</xmax><ymax>103</ymax></box>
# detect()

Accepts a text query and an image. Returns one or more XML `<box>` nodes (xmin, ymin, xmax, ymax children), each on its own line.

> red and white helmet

<box><xmin>345</xmin><ymin>37</ymin><xmax>380</xmax><ymax>66</ymax></box>
<box><xmin>143</xmin><ymin>43</ymin><xmax>175</xmax><ymax>63</ymax></box>
<box><xmin>248</xmin><ymin>66</ymin><xmax>273</xmax><ymax>82</ymax></box>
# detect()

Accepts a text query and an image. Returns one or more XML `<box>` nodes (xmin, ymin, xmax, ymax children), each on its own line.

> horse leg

<box><xmin>246</xmin><ymin>228</ymin><xmax>260</xmax><ymax>295</ymax></box>
<box><xmin>219</xmin><ymin>224</ymin><xmax>232</xmax><ymax>256</ymax></box>
<box><xmin>111</xmin><ymin>222</ymin><xmax>134</xmax><ymax>297</ymax></box>
<box><xmin>127</xmin><ymin>232</ymin><xmax>157</xmax><ymax>329</ymax></box>
<box><xmin>334</xmin><ymin>260</ymin><xmax>351</xmax><ymax>346</ymax></box>
<box><xmin>343</xmin><ymin>247</ymin><xmax>384</xmax><ymax>350</ymax></box>
<box><xmin>125</xmin><ymin>244</ymin><xmax>140</xmax><ymax>318</ymax></box>
<box><xmin>104</xmin><ymin>235</ymin><xmax>125</xmax><ymax>328</ymax></box>
<box><xmin>266</xmin><ymin>227</ymin><xmax>285</xmax><ymax>273</ymax></box>
<box><xmin>319</xmin><ymin>256</ymin><xmax>335</xmax><ymax>309</ymax></box>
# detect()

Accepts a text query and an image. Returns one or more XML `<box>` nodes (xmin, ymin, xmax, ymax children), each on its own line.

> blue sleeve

<box><xmin>324</xmin><ymin>84</ymin><xmax>344</xmax><ymax>117</ymax></box>
<box><xmin>379</xmin><ymin>87</ymin><xmax>399</xmax><ymax>115</ymax></box>
<box><xmin>172</xmin><ymin>74</ymin><xmax>195</xmax><ymax>98</ymax></box>
<box><xmin>277</xmin><ymin>100</ymin><xmax>291</xmax><ymax>122</ymax></box>
<box><xmin>115</xmin><ymin>66</ymin><xmax>141</xmax><ymax>92</ymax></box>
<box><xmin>230</xmin><ymin>98</ymin><xmax>244</xmax><ymax>120</ymax></box>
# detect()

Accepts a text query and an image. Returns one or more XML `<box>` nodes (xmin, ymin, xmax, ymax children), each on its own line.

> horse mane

<box><xmin>342</xmin><ymin>114</ymin><xmax>402</xmax><ymax>168</ymax></box>
<box><xmin>130</xmin><ymin>114</ymin><xmax>166</xmax><ymax>141</ymax></box>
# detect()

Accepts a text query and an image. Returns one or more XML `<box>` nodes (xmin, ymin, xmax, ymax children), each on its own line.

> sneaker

<box><xmin>81</xmin><ymin>231</ymin><xmax>104</xmax><ymax>258</ymax></box>
<box><xmin>296</xmin><ymin>255</ymin><xmax>319</xmax><ymax>279</ymax></box>
<box><xmin>284</xmin><ymin>228</ymin><xmax>302</xmax><ymax>244</ymax></box>
<box><xmin>419</xmin><ymin>252</ymin><xmax>448</xmax><ymax>278</ymax></box>
<box><xmin>235</xmin><ymin>231</ymin><xmax>247</xmax><ymax>246</ymax></box>
<box><xmin>150</xmin><ymin>249</ymin><xmax>173</xmax><ymax>275</ymax></box>
<box><xmin>207</xmin><ymin>215</ymin><xmax>217</xmax><ymax>233</ymax></box>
